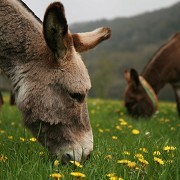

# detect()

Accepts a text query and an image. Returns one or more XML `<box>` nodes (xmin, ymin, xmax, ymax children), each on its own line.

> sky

<box><xmin>23</xmin><ymin>0</ymin><xmax>180</xmax><ymax>24</ymax></box>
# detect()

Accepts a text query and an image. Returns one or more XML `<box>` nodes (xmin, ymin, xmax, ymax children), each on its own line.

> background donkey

<box><xmin>124</xmin><ymin>33</ymin><xmax>180</xmax><ymax>117</ymax></box>
<box><xmin>0</xmin><ymin>0</ymin><xmax>111</xmax><ymax>164</ymax></box>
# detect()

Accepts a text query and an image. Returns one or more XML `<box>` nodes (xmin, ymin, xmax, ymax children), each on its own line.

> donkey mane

<box><xmin>142</xmin><ymin>32</ymin><xmax>180</xmax><ymax>75</ymax></box>
<box><xmin>17</xmin><ymin>0</ymin><xmax>42</xmax><ymax>24</ymax></box>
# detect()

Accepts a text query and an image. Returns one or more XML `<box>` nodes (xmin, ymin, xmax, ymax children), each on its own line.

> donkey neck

<box><xmin>141</xmin><ymin>33</ymin><xmax>180</xmax><ymax>94</ymax></box>
<box><xmin>141</xmin><ymin>45</ymin><xmax>170</xmax><ymax>94</ymax></box>
<box><xmin>141</xmin><ymin>66</ymin><xmax>164</xmax><ymax>94</ymax></box>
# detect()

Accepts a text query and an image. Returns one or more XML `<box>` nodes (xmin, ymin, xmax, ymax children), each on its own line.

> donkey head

<box><xmin>124</xmin><ymin>69</ymin><xmax>157</xmax><ymax>117</ymax></box>
<box><xmin>12</xmin><ymin>2</ymin><xmax>111</xmax><ymax>164</ymax></box>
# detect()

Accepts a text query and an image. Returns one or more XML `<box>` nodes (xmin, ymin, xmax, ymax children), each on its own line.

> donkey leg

<box><xmin>9</xmin><ymin>91</ymin><xmax>15</xmax><ymax>105</ymax></box>
<box><xmin>0</xmin><ymin>91</ymin><xmax>4</xmax><ymax>108</ymax></box>
<box><xmin>172</xmin><ymin>84</ymin><xmax>180</xmax><ymax>115</ymax></box>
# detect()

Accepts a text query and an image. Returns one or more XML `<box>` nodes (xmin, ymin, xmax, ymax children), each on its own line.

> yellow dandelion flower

<box><xmin>164</xmin><ymin>119</ymin><xmax>170</xmax><ymax>123</ymax></box>
<box><xmin>119</xmin><ymin>118</ymin><xmax>125</xmax><ymax>122</ymax></box>
<box><xmin>39</xmin><ymin>151</ymin><xmax>45</xmax><ymax>156</ymax></box>
<box><xmin>170</xmin><ymin>127</ymin><xmax>175</xmax><ymax>131</ymax></box>
<box><xmin>170</xmin><ymin>153</ymin><xmax>175</xmax><ymax>158</ymax></box>
<box><xmin>128</xmin><ymin>125</ymin><xmax>133</xmax><ymax>128</ymax></box>
<box><xmin>138</xmin><ymin>158</ymin><xmax>149</xmax><ymax>165</ymax></box>
<box><xmin>104</xmin><ymin>155</ymin><xmax>112</xmax><ymax>159</ymax></box>
<box><xmin>20</xmin><ymin>137</ymin><xmax>25</xmax><ymax>142</ymax></box>
<box><xmin>139</xmin><ymin>147</ymin><xmax>148</xmax><ymax>153</ymax></box>
<box><xmin>132</xmin><ymin>129</ymin><xmax>140</xmax><ymax>135</ymax></box>
<box><xmin>122</xmin><ymin>151</ymin><xmax>130</xmax><ymax>155</ymax></box>
<box><xmin>118</xmin><ymin>177</ymin><xmax>124</xmax><ymax>180</ymax></box>
<box><xmin>134</xmin><ymin>153</ymin><xmax>144</xmax><ymax>159</ymax></box>
<box><xmin>163</xmin><ymin>146</ymin><xmax>176</xmax><ymax>152</ymax></box>
<box><xmin>107</xmin><ymin>174</ymin><xmax>123</xmax><ymax>180</ymax></box>
<box><xmin>117</xmin><ymin>159</ymin><xmax>131</xmax><ymax>164</ymax></box>
<box><xmin>112</xmin><ymin>136</ymin><xmax>118</xmax><ymax>140</ymax></box>
<box><xmin>120</xmin><ymin>112</ymin><xmax>124</xmax><ymax>116</ymax></box>
<box><xmin>8</xmin><ymin>136</ymin><xmax>13</xmax><ymax>140</ymax></box>
<box><xmin>105</xmin><ymin>129</ymin><xmax>110</xmax><ymax>132</ymax></box>
<box><xmin>154</xmin><ymin>157</ymin><xmax>164</xmax><ymax>165</ymax></box>
<box><xmin>70</xmin><ymin>161</ymin><xmax>83</xmax><ymax>168</ymax></box>
<box><xmin>145</xmin><ymin>131</ymin><xmax>150</xmax><ymax>136</ymax></box>
<box><xmin>166</xmin><ymin>160</ymin><xmax>173</xmax><ymax>164</ymax></box>
<box><xmin>0</xmin><ymin>130</ymin><xmax>5</xmax><ymax>134</ymax></box>
<box><xmin>50</xmin><ymin>173</ymin><xmax>62</xmax><ymax>180</ymax></box>
<box><xmin>153</xmin><ymin>151</ymin><xmax>161</xmax><ymax>156</ymax></box>
<box><xmin>29</xmin><ymin>137</ymin><xmax>37</xmax><ymax>142</ymax></box>
<box><xmin>0</xmin><ymin>154</ymin><xmax>8</xmax><ymax>162</ymax></box>
<box><xmin>106</xmin><ymin>173</ymin><xmax>116</xmax><ymax>178</ymax></box>
<box><xmin>120</xmin><ymin>121</ymin><xmax>128</xmax><ymax>126</ymax></box>
<box><xmin>127</xmin><ymin>161</ymin><xmax>136</xmax><ymax>168</ymax></box>
<box><xmin>91</xmin><ymin>110</ymin><xmax>95</xmax><ymax>114</ymax></box>
<box><xmin>11</xmin><ymin>122</ymin><xmax>15</xmax><ymax>126</ymax></box>
<box><xmin>116</xmin><ymin>125</ymin><xmax>122</xmax><ymax>130</ymax></box>
<box><xmin>70</xmin><ymin>172</ymin><xmax>86</xmax><ymax>178</ymax></box>
<box><xmin>159</xmin><ymin>119</ymin><xmax>165</xmax><ymax>124</ymax></box>
<box><xmin>54</xmin><ymin>160</ymin><xmax>59</xmax><ymax>167</ymax></box>
<box><xmin>98</xmin><ymin>128</ymin><xmax>104</xmax><ymax>133</ymax></box>
<box><xmin>110</xmin><ymin>177</ymin><xmax>122</xmax><ymax>180</ymax></box>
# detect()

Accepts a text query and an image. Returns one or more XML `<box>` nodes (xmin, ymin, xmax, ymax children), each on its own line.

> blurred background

<box><xmin>1</xmin><ymin>0</ymin><xmax>180</xmax><ymax>101</ymax></box>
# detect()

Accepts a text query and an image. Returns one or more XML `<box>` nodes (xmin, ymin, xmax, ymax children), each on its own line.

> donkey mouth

<box><xmin>61</xmin><ymin>153</ymin><xmax>73</xmax><ymax>165</ymax></box>
<box><xmin>61</xmin><ymin>151</ymin><xmax>91</xmax><ymax>165</ymax></box>
<box><xmin>58</xmin><ymin>130</ymin><xmax>93</xmax><ymax>164</ymax></box>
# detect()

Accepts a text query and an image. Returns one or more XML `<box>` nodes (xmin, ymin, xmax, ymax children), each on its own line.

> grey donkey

<box><xmin>0</xmin><ymin>0</ymin><xmax>111</xmax><ymax>164</ymax></box>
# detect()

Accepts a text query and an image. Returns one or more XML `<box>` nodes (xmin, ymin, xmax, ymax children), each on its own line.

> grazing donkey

<box><xmin>0</xmin><ymin>0</ymin><xmax>111</xmax><ymax>164</ymax></box>
<box><xmin>124</xmin><ymin>33</ymin><xmax>180</xmax><ymax>117</ymax></box>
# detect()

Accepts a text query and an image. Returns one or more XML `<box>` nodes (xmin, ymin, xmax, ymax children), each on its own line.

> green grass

<box><xmin>0</xmin><ymin>94</ymin><xmax>179</xmax><ymax>180</ymax></box>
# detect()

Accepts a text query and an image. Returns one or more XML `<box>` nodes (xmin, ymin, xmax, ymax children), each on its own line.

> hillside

<box><xmin>70</xmin><ymin>2</ymin><xmax>180</xmax><ymax>101</ymax></box>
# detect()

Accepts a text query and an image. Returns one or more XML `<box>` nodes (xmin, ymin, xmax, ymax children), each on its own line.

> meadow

<box><xmin>0</xmin><ymin>94</ymin><xmax>179</xmax><ymax>180</ymax></box>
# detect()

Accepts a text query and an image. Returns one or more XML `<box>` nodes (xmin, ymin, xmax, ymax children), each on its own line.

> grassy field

<box><xmin>0</xmin><ymin>94</ymin><xmax>179</xmax><ymax>180</ymax></box>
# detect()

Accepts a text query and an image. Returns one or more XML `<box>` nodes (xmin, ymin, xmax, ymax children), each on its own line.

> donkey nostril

<box><xmin>70</xmin><ymin>93</ymin><xmax>85</xmax><ymax>103</ymax></box>
<box><xmin>61</xmin><ymin>153</ymin><xmax>72</xmax><ymax>165</ymax></box>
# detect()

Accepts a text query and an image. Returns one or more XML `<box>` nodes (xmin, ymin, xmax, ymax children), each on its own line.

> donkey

<box><xmin>124</xmin><ymin>33</ymin><xmax>180</xmax><ymax>117</ymax></box>
<box><xmin>0</xmin><ymin>0</ymin><xmax>111</xmax><ymax>164</ymax></box>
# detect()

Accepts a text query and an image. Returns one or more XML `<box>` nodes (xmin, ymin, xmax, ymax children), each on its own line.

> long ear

<box><xmin>130</xmin><ymin>68</ymin><xmax>140</xmax><ymax>88</ymax></box>
<box><xmin>124</xmin><ymin>69</ymin><xmax>131</xmax><ymax>83</ymax></box>
<box><xmin>43</xmin><ymin>2</ymin><xmax>68</xmax><ymax>58</ymax></box>
<box><xmin>72</xmin><ymin>27</ymin><xmax>111</xmax><ymax>52</ymax></box>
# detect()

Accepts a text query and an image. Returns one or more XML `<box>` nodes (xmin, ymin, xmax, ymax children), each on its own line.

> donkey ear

<box><xmin>130</xmin><ymin>69</ymin><xmax>140</xmax><ymax>88</ymax></box>
<box><xmin>72</xmin><ymin>27</ymin><xmax>111</xmax><ymax>52</ymax></box>
<box><xmin>43</xmin><ymin>2</ymin><xmax>68</xmax><ymax>58</ymax></box>
<box><xmin>124</xmin><ymin>69</ymin><xmax>131</xmax><ymax>83</ymax></box>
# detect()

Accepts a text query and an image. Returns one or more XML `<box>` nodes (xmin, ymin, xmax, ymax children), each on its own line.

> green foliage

<box><xmin>0</xmin><ymin>94</ymin><xmax>179</xmax><ymax>179</ymax></box>
<box><xmin>71</xmin><ymin>2</ymin><xmax>180</xmax><ymax>101</ymax></box>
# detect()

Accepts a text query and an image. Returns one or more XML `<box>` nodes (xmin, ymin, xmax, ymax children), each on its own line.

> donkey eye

<box><xmin>69</xmin><ymin>93</ymin><xmax>85</xmax><ymax>103</ymax></box>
